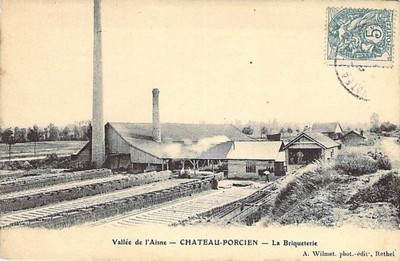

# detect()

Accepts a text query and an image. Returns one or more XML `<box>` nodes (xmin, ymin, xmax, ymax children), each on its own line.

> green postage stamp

<box><xmin>327</xmin><ymin>8</ymin><xmax>394</xmax><ymax>67</ymax></box>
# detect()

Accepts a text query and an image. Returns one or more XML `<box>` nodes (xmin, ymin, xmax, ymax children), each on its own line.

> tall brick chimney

<box><xmin>152</xmin><ymin>88</ymin><xmax>161</xmax><ymax>142</ymax></box>
<box><xmin>91</xmin><ymin>0</ymin><xmax>105</xmax><ymax>168</ymax></box>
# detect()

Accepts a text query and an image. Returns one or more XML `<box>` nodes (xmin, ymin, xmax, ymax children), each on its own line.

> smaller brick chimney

<box><xmin>152</xmin><ymin>88</ymin><xmax>161</xmax><ymax>142</ymax></box>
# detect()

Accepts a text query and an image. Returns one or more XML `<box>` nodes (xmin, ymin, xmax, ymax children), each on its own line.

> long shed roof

<box><xmin>108</xmin><ymin>122</ymin><xmax>251</xmax><ymax>142</ymax></box>
<box><xmin>107</xmin><ymin>122</ymin><xmax>252</xmax><ymax>159</ymax></box>
<box><xmin>227</xmin><ymin>141</ymin><xmax>284</xmax><ymax>160</ymax></box>
<box><xmin>107</xmin><ymin>122</ymin><xmax>287</xmax><ymax>161</ymax></box>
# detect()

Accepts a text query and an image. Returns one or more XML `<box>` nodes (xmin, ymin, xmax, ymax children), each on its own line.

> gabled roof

<box><xmin>227</xmin><ymin>141</ymin><xmax>284</xmax><ymax>161</ymax></box>
<box><xmin>311</xmin><ymin>122</ymin><xmax>343</xmax><ymax>133</ymax></box>
<box><xmin>343</xmin><ymin>130</ymin><xmax>366</xmax><ymax>139</ymax></box>
<box><xmin>284</xmin><ymin>132</ymin><xmax>340</xmax><ymax>149</ymax></box>
<box><xmin>108</xmin><ymin>122</ymin><xmax>252</xmax><ymax>142</ymax></box>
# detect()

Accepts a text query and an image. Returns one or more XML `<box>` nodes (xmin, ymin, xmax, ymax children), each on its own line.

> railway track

<box><xmin>198</xmin><ymin>181</ymin><xmax>280</xmax><ymax>225</ymax></box>
<box><xmin>0</xmin><ymin>179</ymin><xmax>189</xmax><ymax>228</ymax></box>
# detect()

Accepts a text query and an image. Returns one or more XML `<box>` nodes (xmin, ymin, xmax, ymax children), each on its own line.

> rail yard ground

<box><xmin>0</xmin><ymin>137</ymin><xmax>398</xmax><ymax>230</ymax></box>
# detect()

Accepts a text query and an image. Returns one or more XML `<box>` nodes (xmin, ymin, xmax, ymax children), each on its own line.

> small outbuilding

<box><xmin>341</xmin><ymin>130</ymin><xmax>366</xmax><ymax>146</ymax></box>
<box><xmin>284</xmin><ymin>132</ymin><xmax>340</xmax><ymax>166</ymax></box>
<box><xmin>226</xmin><ymin>141</ymin><xmax>286</xmax><ymax>180</ymax></box>
<box><xmin>311</xmin><ymin>122</ymin><xmax>343</xmax><ymax>140</ymax></box>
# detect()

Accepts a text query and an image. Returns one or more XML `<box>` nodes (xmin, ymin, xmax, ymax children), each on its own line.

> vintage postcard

<box><xmin>0</xmin><ymin>0</ymin><xmax>399</xmax><ymax>260</ymax></box>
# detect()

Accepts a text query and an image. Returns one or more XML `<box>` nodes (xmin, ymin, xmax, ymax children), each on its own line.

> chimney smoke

<box><xmin>152</xmin><ymin>88</ymin><xmax>161</xmax><ymax>142</ymax></box>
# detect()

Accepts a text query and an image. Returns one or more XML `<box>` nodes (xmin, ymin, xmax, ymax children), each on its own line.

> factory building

<box><xmin>104</xmin><ymin>121</ymin><xmax>252</xmax><ymax>173</ymax></box>
<box><xmin>75</xmin><ymin>89</ymin><xmax>286</xmax><ymax>177</ymax></box>
<box><xmin>82</xmin><ymin>1</ymin><xmax>286</xmax><ymax>178</ymax></box>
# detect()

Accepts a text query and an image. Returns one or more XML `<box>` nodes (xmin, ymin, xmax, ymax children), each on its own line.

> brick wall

<box><xmin>228</xmin><ymin>160</ymin><xmax>275</xmax><ymax>180</ymax></box>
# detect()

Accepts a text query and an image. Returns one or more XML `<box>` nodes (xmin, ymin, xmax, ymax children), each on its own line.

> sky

<box><xmin>1</xmin><ymin>0</ymin><xmax>399</xmax><ymax>128</ymax></box>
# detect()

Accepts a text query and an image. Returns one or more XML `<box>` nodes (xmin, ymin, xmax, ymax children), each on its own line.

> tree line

<box><xmin>241</xmin><ymin>113</ymin><xmax>398</xmax><ymax>138</ymax></box>
<box><xmin>1</xmin><ymin>121</ymin><xmax>92</xmax><ymax>145</ymax></box>
<box><xmin>242</xmin><ymin>125</ymin><xmax>299</xmax><ymax>136</ymax></box>
<box><xmin>369</xmin><ymin>113</ymin><xmax>398</xmax><ymax>134</ymax></box>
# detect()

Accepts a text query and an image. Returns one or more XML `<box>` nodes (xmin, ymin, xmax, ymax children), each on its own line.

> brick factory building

<box><xmin>104</xmin><ymin>122</ymin><xmax>251</xmax><ymax>173</ymax></box>
<box><xmin>74</xmin><ymin>89</ymin><xmax>288</xmax><ymax>178</ymax></box>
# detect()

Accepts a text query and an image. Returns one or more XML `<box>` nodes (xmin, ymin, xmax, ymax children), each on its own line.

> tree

<box><xmin>73</xmin><ymin>125</ymin><xmax>81</xmax><ymax>140</ymax></box>
<box><xmin>380</xmin><ymin>122</ymin><xmax>397</xmax><ymax>132</ymax></box>
<box><xmin>43</xmin><ymin>127</ymin><xmax>49</xmax><ymax>141</ymax></box>
<box><xmin>370</xmin><ymin>112</ymin><xmax>380</xmax><ymax>127</ymax></box>
<box><xmin>370</xmin><ymin>112</ymin><xmax>380</xmax><ymax>133</ymax></box>
<box><xmin>287</xmin><ymin>128</ymin><xmax>293</xmax><ymax>134</ymax></box>
<box><xmin>2</xmin><ymin>128</ymin><xmax>16</xmax><ymax>161</ymax></box>
<box><xmin>242</xmin><ymin>125</ymin><xmax>254</xmax><ymax>135</ymax></box>
<box><xmin>260</xmin><ymin>126</ymin><xmax>268</xmax><ymax>138</ymax></box>
<box><xmin>84</xmin><ymin>122</ymin><xmax>92</xmax><ymax>140</ymax></box>
<box><xmin>370</xmin><ymin>125</ymin><xmax>381</xmax><ymax>134</ymax></box>
<box><xmin>279</xmin><ymin>127</ymin><xmax>286</xmax><ymax>133</ymax></box>
<box><xmin>27</xmin><ymin>125</ymin><xmax>43</xmax><ymax>157</ymax></box>
<box><xmin>61</xmin><ymin>126</ymin><xmax>71</xmax><ymax>140</ymax></box>
<box><xmin>48</xmin><ymin>123</ymin><xmax>59</xmax><ymax>141</ymax></box>
<box><xmin>14</xmin><ymin>127</ymin><xmax>27</xmax><ymax>143</ymax></box>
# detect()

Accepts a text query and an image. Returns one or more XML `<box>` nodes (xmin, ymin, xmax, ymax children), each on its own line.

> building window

<box><xmin>246</xmin><ymin>161</ymin><xmax>256</xmax><ymax>173</ymax></box>
<box><xmin>331</xmin><ymin>149</ymin><xmax>334</xmax><ymax>158</ymax></box>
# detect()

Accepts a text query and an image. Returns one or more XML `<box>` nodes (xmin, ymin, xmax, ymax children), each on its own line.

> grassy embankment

<box><xmin>264</xmin><ymin>147</ymin><xmax>399</xmax><ymax>228</ymax></box>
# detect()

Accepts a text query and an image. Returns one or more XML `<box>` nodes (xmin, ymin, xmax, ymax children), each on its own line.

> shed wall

<box><xmin>105</xmin><ymin>125</ymin><xmax>131</xmax><ymax>155</ymax></box>
<box><xmin>130</xmin><ymin>146</ymin><xmax>163</xmax><ymax>164</ymax></box>
<box><xmin>106</xmin><ymin>124</ymin><xmax>162</xmax><ymax>165</ymax></box>
<box><xmin>323</xmin><ymin>147</ymin><xmax>339</xmax><ymax>161</ymax></box>
<box><xmin>342</xmin><ymin>133</ymin><xmax>365</xmax><ymax>146</ymax></box>
<box><xmin>228</xmin><ymin>160</ymin><xmax>276</xmax><ymax>180</ymax></box>
<box><xmin>71</xmin><ymin>143</ymin><xmax>91</xmax><ymax>169</ymax></box>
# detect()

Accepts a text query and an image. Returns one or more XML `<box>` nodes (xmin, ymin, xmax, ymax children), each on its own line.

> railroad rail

<box><xmin>195</xmin><ymin>180</ymin><xmax>280</xmax><ymax>225</ymax></box>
